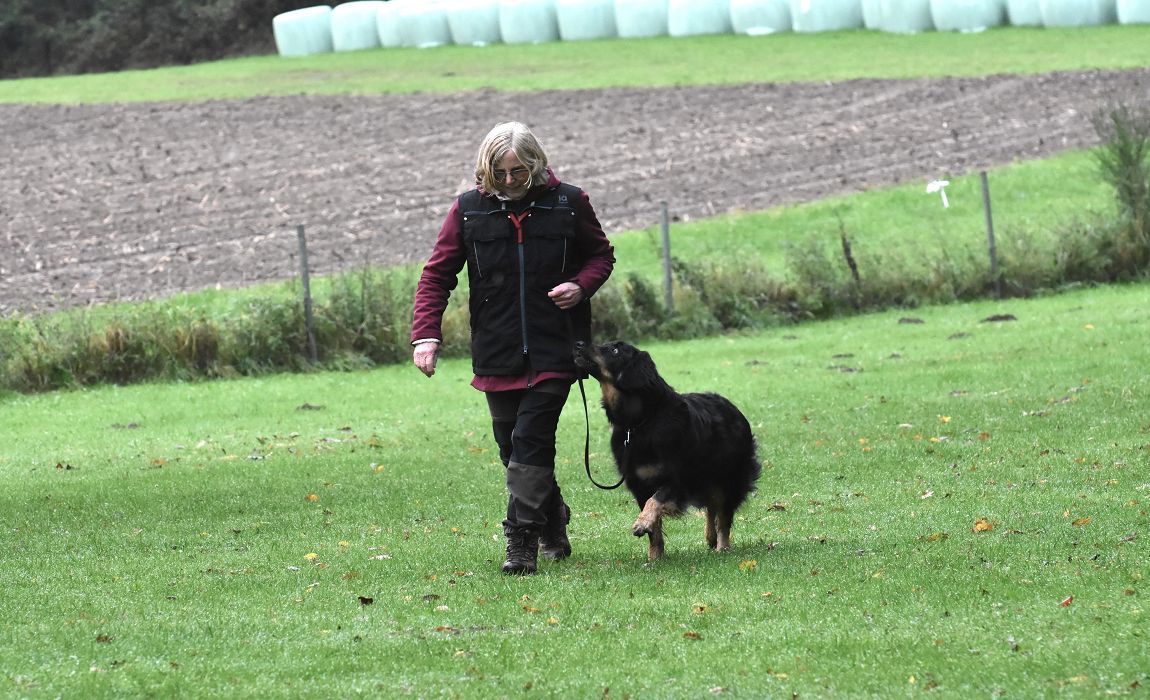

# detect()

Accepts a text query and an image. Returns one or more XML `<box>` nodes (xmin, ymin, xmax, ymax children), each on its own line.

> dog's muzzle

<box><xmin>573</xmin><ymin>341</ymin><xmax>594</xmax><ymax>370</ymax></box>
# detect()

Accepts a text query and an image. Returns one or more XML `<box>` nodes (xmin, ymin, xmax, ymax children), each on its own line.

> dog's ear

<box><xmin>616</xmin><ymin>350</ymin><xmax>658</xmax><ymax>391</ymax></box>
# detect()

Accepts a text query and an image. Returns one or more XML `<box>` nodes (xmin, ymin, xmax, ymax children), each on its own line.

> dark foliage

<box><xmin>0</xmin><ymin>0</ymin><xmax>306</xmax><ymax>78</ymax></box>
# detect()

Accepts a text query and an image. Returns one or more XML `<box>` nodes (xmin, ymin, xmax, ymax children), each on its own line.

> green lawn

<box><xmin>2</xmin><ymin>25</ymin><xmax>1149</xmax><ymax>104</ymax></box>
<box><xmin>2</xmin><ymin>282</ymin><xmax>1147</xmax><ymax>697</ymax></box>
<box><xmin>3</xmin><ymin>18</ymin><xmax>1149</xmax><ymax>698</ymax></box>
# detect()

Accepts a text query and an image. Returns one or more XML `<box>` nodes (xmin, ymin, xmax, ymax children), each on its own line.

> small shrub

<box><xmin>220</xmin><ymin>297</ymin><xmax>310</xmax><ymax>374</ymax></box>
<box><xmin>672</xmin><ymin>257</ymin><xmax>786</xmax><ymax>330</ymax></box>
<box><xmin>783</xmin><ymin>237</ymin><xmax>852</xmax><ymax>318</ymax></box>
<box><xmin>1092</xmin><ymin>103</ymin><xmax>1150</xmax><ymax>277</ymax></box>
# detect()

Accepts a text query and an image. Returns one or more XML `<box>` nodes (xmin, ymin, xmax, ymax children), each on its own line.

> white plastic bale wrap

<box><xmin>331</xmin><ymin>0</ymin><xmax>388</xmax><ymax>51</ymax></box>
<box><xmin>790</xmin><ymin>0</ymin><xmax>864</xmax><ymax>31</ymax></box>
<box><xmin>377</xmin><ymin>0</ymin><xmax>407</xmax><ymax>47</ymax></box>
<box><xmin>667</xmin><ymin>0</ymin><xmax>734</xmax><ymax>35</ymax></box>
<box><xmin>500</xmin><ymin>0</ymin><xmax>561</xmax><ymax>43</ymax></box>
<box><xmin>1039</xmin><ymin>0</ymin><xmax>1117</xmax><ymax>25</ymax></box>
<box><xmin>557</xmin><ymin>0</ymin><xmax>618</xmax><ymax>39</ymax></box>
<box><xmin>930</xmin><ymin>0</ymin><xmax>1005</xmax><ymax>30</ymax></box>
<box><xmin>877</xmin><ymin>0</ymin><xmax>934</xmax><ymax>32</ymax></box>
<box><xmin>1117</xmin><ymin>0</ymin><xmax>1150</xmax><ymax>23</ymax></box>
<box><xmin>448</xmin><ymin>0</ymin><xmax>503</xmax><ymax>44</ymax></box>
<box><xmin>398</xmin><ymin>2</ymin><xmax>454</xmax><ymax>47</ymax></box>
<box><xmin>1005</xmin><ymin>0</ymin><xmax>1043</xmax><ymax>23</ymax></box>
<box><xmin>861</xmin><ymin>0</ymin><xmax>883</xmax><ymax>27</ymax></box>
<box><xmin>273</xmin><ymin>6</ymin><xmax>334</xmax><ymax>57</ymax></box>
<box><xmin>730</xmin><ymin>0</ymin><xmax>793</xmax><ymax>33</ymax></box>
<box><xmin>615</xmin><ymin>0</ymin><xmax>670</xmax><ymax>36</ymax></box>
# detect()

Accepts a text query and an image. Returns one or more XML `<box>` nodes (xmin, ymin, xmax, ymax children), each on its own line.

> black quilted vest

<box><xmin>458</xmin><ymin>183</ymin><xmax>592</xmax><ymax>376</ymax></box>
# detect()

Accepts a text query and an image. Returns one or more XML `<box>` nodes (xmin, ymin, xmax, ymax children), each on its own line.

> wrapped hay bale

<box><xmin>500</xmin><ymin>0</ymin><xmax>561</xmax><ymax>43</ymax></box>
<box><xmin>398</xmin><ymin>2</ymin><xmax>454</xmax><ymax>47</ymax></box>
<box><xmin>877</xmin><ymin>0</ymin><xmax>934</xmax><ymax>32</ymax></box>
<box><xmin>931</xmin><ymin>0</ymin><xmax>1006</xmax><ymax>30</ymax></box>
<box><xmin>730</xmin><ymin>0</ymin><xmax>793</xmax><ymax>34</ymax></box>
<box><xmin>332</xmin><ymin>0</ymin><xmax>387</xmax><ymax>51</ymax></box>
<box><xmin>791</xmin><ymin>0</ymin><xmax>864</xmax><ymax>32</ymax></box>
<box><xmin>557</xmin><ymin>0</ymin><xmax>618</xmax><ymax>39</ymax></box>
<box><xmin>668</xmin><ymin>0</ymin><xmax>734</xmax><ymax>36</ymax></box>
<box><xmin>615</xmin><ymin>0</ymin><xmax>671</xmax><ymax>37</ymax></box>
<box><xmin>273</xmin><ymin>6</ymin><xmax>334</xmax><ymax>57</ymax></box>
<box><xmin>1005</xmin><ymin>0</ymin><xmax>1043</xmax><ymax>23</ymax></box>
<box><xmin>1039</xmin><ymin>0</ymin><xmax>1117</xmax><ymax>26</ymax></box>
<box><xmin>1117</xmin><ymin>0</ymin><xmax>1150</xmax><ymax>23</ymax></box>
<box><xmin>447</xmin><ymin>0</ymin><xmax>504</xmax><ymax>44</ymax></box>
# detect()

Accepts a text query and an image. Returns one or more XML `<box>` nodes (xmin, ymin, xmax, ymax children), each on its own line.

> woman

<box><xmin>411</xmin><ymin>122</ymin><xmax>615</xmax><ymax>575</ymax></box>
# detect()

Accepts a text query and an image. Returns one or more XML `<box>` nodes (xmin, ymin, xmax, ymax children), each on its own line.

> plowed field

<box><xmin>2</xmin><ymin>68</ymin><xmax>1146</xmax><ymax>315</ymax></box>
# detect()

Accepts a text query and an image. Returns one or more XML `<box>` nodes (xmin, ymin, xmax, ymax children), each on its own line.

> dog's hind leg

<box><xmin>713</xmin><ymin>506</ymin><xmax>734</xmax><ymax>551</ymax></box>
<box><xmin>704</xmin><ymin>507</ymin><xmax>719</xmax><ymax>550</ymax></box>
<box><xmin>646</xmin><ymin>520</ymin><xmax>665</xmax><ymax>561</ymax></box>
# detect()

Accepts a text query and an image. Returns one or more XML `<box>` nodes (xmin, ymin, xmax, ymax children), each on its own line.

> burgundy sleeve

<box><xmin>569</xmin><ymin>189</ymin><xmax>615</xmax><ymax>296</ymax></box>
<box><xmin>410</xmin><ymin>199</ymin><xmax>466</xmax><ymax>343</ymax></box>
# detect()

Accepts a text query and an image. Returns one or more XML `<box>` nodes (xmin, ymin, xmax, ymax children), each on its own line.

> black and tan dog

<box><xmin>574</xmin><ymin>340</ymin><xmax>761</xmax><ymax>560</ymax></box>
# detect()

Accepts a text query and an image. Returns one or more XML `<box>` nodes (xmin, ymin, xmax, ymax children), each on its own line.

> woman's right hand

<box><xmin>413</xmin><ymin>342</ymin><xmax>440</xmax><ymax>377</ymax></box>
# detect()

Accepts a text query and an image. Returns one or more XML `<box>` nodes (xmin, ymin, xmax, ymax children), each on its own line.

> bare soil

<box><xmin>2</xmin><ymin>68</ymin><xmax>1147</xmax><ymax>315</ymax></box>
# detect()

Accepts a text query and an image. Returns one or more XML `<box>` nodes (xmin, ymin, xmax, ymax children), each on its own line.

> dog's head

<box><xmin>573</xmin><ymin>340</ymin><xmax>661</xmax><ymax>393</ymax></box>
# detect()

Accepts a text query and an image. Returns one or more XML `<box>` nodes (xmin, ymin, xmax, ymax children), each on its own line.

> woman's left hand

<box><xmin>547</xmin><ymin>282</ymin><xmax>584</xmax><ymax>310</ymax></box>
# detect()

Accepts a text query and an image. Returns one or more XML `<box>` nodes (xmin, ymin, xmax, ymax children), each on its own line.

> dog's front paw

<box><xmin>632</xmin><ymin>515</ymin><xmax>656</xmax><ymax>537</ymax></box>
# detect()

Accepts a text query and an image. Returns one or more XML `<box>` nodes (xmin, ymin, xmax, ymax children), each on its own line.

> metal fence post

<box><xmin>660</xmin><ymin>201</ymin><xmax>674</xmax><ymax>315</ymax></box>
<box><xmin>296</xmin><ymin>224</ymin><xmax>319</xmax><ymax>363</ymax></box>
<box><xmin>980</xmin><ymin>171</ymin><xmax>1001</xmax><ymax>298</ymax></box>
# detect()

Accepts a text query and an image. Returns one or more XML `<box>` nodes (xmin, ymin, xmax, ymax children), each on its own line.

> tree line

<box><xmin>0</xmin><ymin>0</ymin><xmax>307</xmax><ymax>78</ymax></box>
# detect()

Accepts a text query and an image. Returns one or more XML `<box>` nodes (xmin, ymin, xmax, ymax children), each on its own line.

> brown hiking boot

<box><xmin>501</xmin><ymin>527</ymin><xmax>539</xmax><ymax>575</ymax></box>
<box><xmin>539</xmin><ymin>502</ymin><xmax>572</xmax><ymax>560</ymax></box>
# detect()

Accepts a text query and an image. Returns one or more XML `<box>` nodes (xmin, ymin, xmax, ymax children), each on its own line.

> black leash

<box><xmin>565</xmin><ymin>312</ymin><xmax>625</xmax><ymax>491</ymax></box>
<box><xmin>575</xmin><ymin>373</ymin><xmax>625</xmax><ymax>491</ymax></box>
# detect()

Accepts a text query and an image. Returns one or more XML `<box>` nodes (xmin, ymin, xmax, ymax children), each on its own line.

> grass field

<box><xmin>4</xmin><ymin>20</ymin><xmax>1149</xmax><ymax>698</ymax></box>
<box><xmin>2</xmin><ymin>25</ymin><xmax>1150</xmax><ymax>104</ymax></box>
<box><xmin>2</xmin><ymin>282</ymin><xmax>1148</xmax><ymax>697</ymax></box>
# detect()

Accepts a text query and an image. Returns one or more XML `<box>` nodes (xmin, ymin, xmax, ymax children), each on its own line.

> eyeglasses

<box><xmin>493</xmin><ymin>166</ymin><xmax>530</xmax><ymax>182</ymax></box>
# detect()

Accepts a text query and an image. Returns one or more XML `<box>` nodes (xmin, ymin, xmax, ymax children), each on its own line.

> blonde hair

<box><xmin>474</xmin><ymin>122</ymin><xmax>549</xmax><ymax>194</ymax></box>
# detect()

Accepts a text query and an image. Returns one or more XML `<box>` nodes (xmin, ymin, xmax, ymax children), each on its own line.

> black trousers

<box><xmin>485</xmin><ymin>380</ymin><xmax>571</xmax><ymax>531</ymax></box>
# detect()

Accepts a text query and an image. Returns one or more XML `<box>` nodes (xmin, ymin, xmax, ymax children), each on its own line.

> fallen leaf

<box><xmin>683</xmin><ymin>631</ymin><xmax>702</xmax><ymax>640</ymax></box>
<box><xmin>973</xmin><ymin>518</ymin><xmax>994</xmax><ymax>533</ymax></box>
<box><xmin>358</xmin><ymin>596</ymin><xmax>374</xmax><ymax>606</ymax></box>
<box><xmin>305</xmin><ymin>493</ymin><xmax>319</xmax><ymax>502</ymax></box>
<box><xmin>1060</xmin><ymin>595</ymin><xmax>1074</xmax><ymax>607</ymax></box>
<box><xmin>738</xmin><ymin>560</ymin><xmax>758</xmax><ymax>572</ymax></box>
<box><xmin>1071</xmin><ymin>517</ymin><xmax>1092</xmax><ymax>527</ymax></box>
<box><xmin>303</xmin><ymin>553</ymin><xmax>319</xmax><ymax>561</ymax></box>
